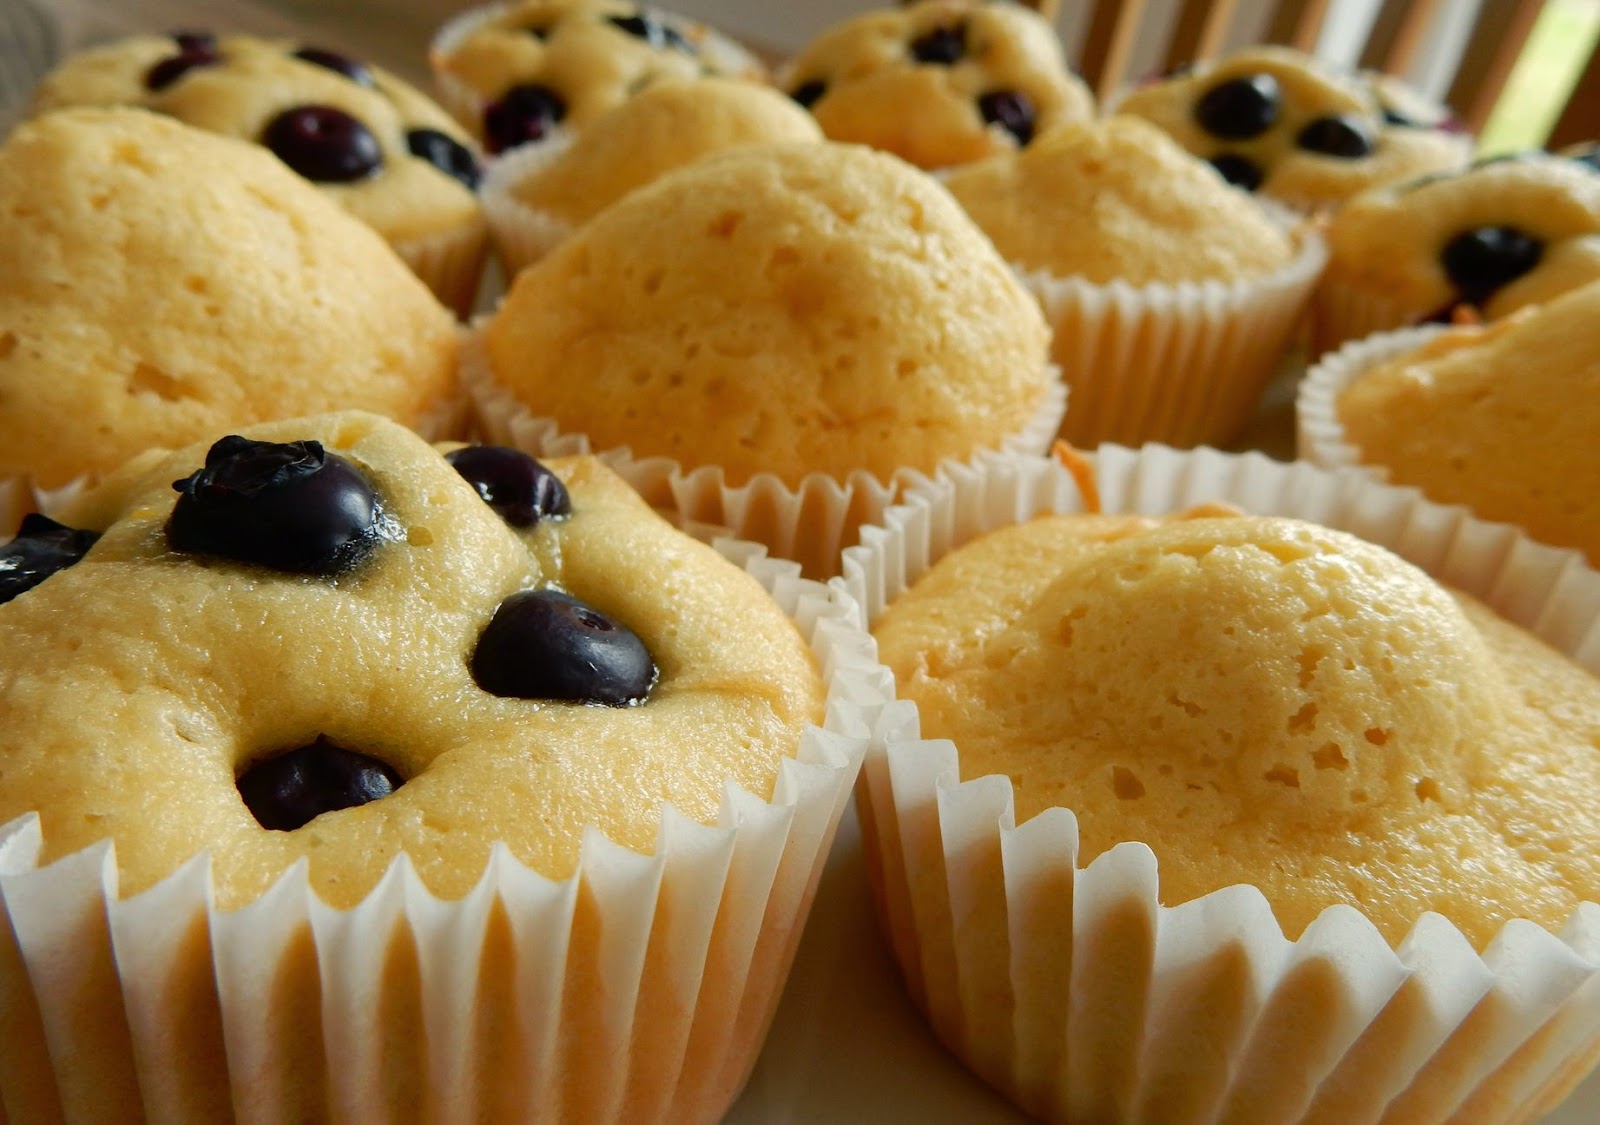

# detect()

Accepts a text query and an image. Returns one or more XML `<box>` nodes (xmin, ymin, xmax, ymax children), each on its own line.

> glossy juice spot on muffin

<box><xmin>1441</xmin><ymin>226</ymin><xmax>1544</xmax><ymax>306</ymax></box>
<box><xmin>406</xmin><ymin>128</ymin><xmax>482</xmax><ymax>189</ymax></box>
<box><xmin>236</xmin><ymin>736</ymin><xmax>404</xmax><ymax>831</ymax></box>
<box><xmin>483</xmin><ymin>83</ymin><xmax>567</xmax><ymax>154</ymax></box>
<box><xmin>291</xmin><ymin>46</ymin><xmax>376</xmax><ymax>88</ymax></box>
<box><xmin>910</xmin><ymin>23</ymin><xmax>966</xmax><ymax>65</ymax></box>
<box><xmin>1209</xmin><ymin>152</ymin><xmax>1264</xmax><ymax>191</ymax></box>
<box><xmin>0</xmin><ymin>514</ymin><xmax>99</xmax><ymax>605</ymax></box>
<box><xmin>978</xmin><ymin>90</ymin><xmax>1036</xmax><ymax>145</ymax></box>
<box><xmin>167</xmin><ymin>436</ymin><xmax>386</xmax><ymax>575</ymax></box>
<box><xmin>446</xmin><ymin>446</ymin><xmax>571</xmax><ymax>527</ymax></box>
<box><xmin>262</xmin><ymin>105</ymin><xmax>384</xmax><ymax>182</ymax></box>
<box><xmin>472</xmin><ymin>589</ymin><xmax>656</xmax><ymax>705</ymax></box>
<box><xmin>1194</xmin><ymin>73</ymin><xmax>1280</xmax><ymax>139</ymax></box>
<box><xmin>607</xmin><ymin>12</ymin><xmax>695</xmax><ymax>55</ymax></box>
<box><xmin>1297</xmin><ymin>114</ymin><xmax>1375</xmax><ymax>159</ymax></box>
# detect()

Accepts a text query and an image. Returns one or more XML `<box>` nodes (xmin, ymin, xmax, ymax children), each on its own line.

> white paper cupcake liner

<box><xmin>392</xmin><ymin>214</ymin><xmax>492</xmax><ymax>320</ymax></box>
<box><xmin>0</xmin><ymin>538</ymin><xmax>877</xmax><ymax>1123</ymax></box>
<box><xmin>460</xmin><ymin>325</ymin><xmax>1068</xmax><ymax>579</ymax></box>
<box><xmin>1296</xmin><ymin>322</ymin><xmax>1448</xmax><ymax>474</ymax></box>
<box><xmin>1020</xmin><ymin>221</ymin><xmax>1326</xmax><ymax>449</ymax></box>
<box><xmin>480</xmin><ymin>136</ymin><xmax>579</xmax><ymax>278</ymax></box>
<box><xmin>837</xmin><ymin>444</ymin><xmax>1600</xmax><ymax>1122</ymax></box>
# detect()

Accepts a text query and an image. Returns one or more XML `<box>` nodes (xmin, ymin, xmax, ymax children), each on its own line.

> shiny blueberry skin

<box><xmin>168</xmin><ymin>436</ymin><xmax>383</xmax><ymax>575</ymax></box>
<box><xmin>607</xmin><ymin>13</ymin><xmax>695</xmax><ymax>54</ymax></box>
<box><xmin>406</xmin><ymin>128</ymin><xmax>482</xmax><ymax>190</ymax></box>
<box><xmin>0</xmin><ymin>514</ymin><xmax>99</xmax><ymax>606</ymax></box>
<box><xmin>790</xmin><ymin>80</ymin><xmax>826</xmax><ymax>109</ymax></box>
<box><xmin>145</xmin><ymin>45</ymin><xmax>221</xmax><ymax>91</ymax></box>
<box><xmin>237</xmin><ymin>736</ymin><xmax>403</xmax><ymax>831</ymax></box>
<box><xmin>1194</xmin><ymin>74</ymin><xmax>1280</xmax><ymax>139</ymax></box>
<box><xmin>1440</xmin><ymin>226</ymin><xmax>1543</xmax><ymax>306</ymax></box>
<box><xmin>978</xmin><ymin>89</ymin><xmax>1036</xmax><ymax>146</ymax></box>
<box><xmin>262</xmin><ymin>105</ymin><xmax>383</xmax><ymax>182</ymax></box>
<box><xmin>483</xmin><ymin>83</ymin><xmax>567</xmax><ymax>154</ymax></box>
<box><xmin>910</xmin><ymin>24</ymin><xmax>965</xmax><ymax>65</ymax></box>
<box><xmin>292</xmin><ymin>46</ymin><xmax>375</xmax><ymax>87</ymax></box>
<box><xmin>446</xmin><ymin>446</ymin><xmax>570</xmax><ymax>527</ymax></box>
<box><xmin>472</xmin><ymin>589</ymin><xmax>656</xmax><ymax>706</ymax></box>
<box><xmin>1209</xmin><ymin>153</ymin><xmax>1264</xmax><ymax>192</ymax></box>
<box><xmin>1296</xmin><ymin>114</ymin><xmax>1375</xmax><ymax>158</ymax></box>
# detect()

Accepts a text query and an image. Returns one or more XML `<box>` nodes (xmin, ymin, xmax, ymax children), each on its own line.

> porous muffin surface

<box><xmin>0</xmin><ymin>413</ymin><xmax>822</xmax><ymax>910</ymax></box>
<box><xmin>873</xmin><ymin>512</ymin><xmax>1600</xmax><ymax>947</ymax></box>
<box><xmin>485</xmin><ymin>142</ymin><xmax>1054</xmax><ymax>486</ymax></box>
<box><xmin>1323</xmin><ymin>152</ymin><xmax>1600</xmax><ymax>324</ymax></box>
<box><xmin>32</xmin><ymin>33</ymin><xmax>483</xmax><ymax>245</ymax></box>
<box><xmin>782</xmin><ymin>0</ymin><xmax>1094</xmax><ymax>170</ymax></box>
<box><xmin>512</xmin><ymin>78</ymin><xmax>823</xmax><ymax>226</ymax></box>
<box><xmin>1117</xmin><ymin>46</ymin><xmax>1466</xmax><ymax>208</ymax></box>
<box><xmin>943</xmin><ymin>115</ymin><xmax>1294</xmax><ymax>283</ymax></box>
<box><xmin>1337</xmin><ymin>281</ymin><xmax>1600</xmax><ymax>565</ymax></box>
<box><xmin>0</xmin><ymin>109</ymin><xmax>459</xmax><ymax>490</ymax></box>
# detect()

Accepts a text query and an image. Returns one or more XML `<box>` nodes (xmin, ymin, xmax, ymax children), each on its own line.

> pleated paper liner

<box><xmin>1296</xmin><ymin>323</ymin><xmax>1448</xmax><ymax>474</ymax></box>
<box><xmin>392</xmin><ymin>213</ymin><xmax>493</xmax><ymax>320</ymax></box>
<box><xmin>1309</xmin><ymin>272</ymin><xmax>1439</xmax><ymax>359</ymax></box>
<box><xmin>0</xmin><ymin>538</ymin><xmax>881</xmax><ymax>1124</ymax></box>
<box><xmin>1018</xmin><ymin>220</ymin><xmax>1326</xmax><ymax>450</ymax></box>
<box><xmin>479</xmin><ymin>137</ymin><xmax>578</xmax><ymax>279</ymax></box>
<box><xmin>838</xmin><ymin>444</ymin><xmax>1600</xmax><ymax>1123</ymax></box>
<box><xmin>461</xmin><ymin>325</ymin><xmax>1069</xmax><ymax>579</ymax></box>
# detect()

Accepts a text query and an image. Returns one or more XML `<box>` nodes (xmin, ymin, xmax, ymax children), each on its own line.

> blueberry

<box><xmin>910</xmin><ymin>24</ymin><xmax>965</xmax><ymax>65</ymax></box>
<box><xmin>1209</xmin><ymin>153</ymin><xmax>1264</xmax><ymax>192</ymax></box>
<box><xmin>483</xmin><ymin>83</ymin><xmax>567</xmax><ymax>154</ymax></box>
<box><xmin>168</xmin><ymin>436</ymin><xmax>383</xmax><ymax>575</ymax></box>
<box><xmin>978</xmin><ymin>89</ymin><xmax>1036</xmax><ymax>146</ymax></box>
<box><xmin>607</xmin><ymin>12</ymin><xmax>695</xmax><ymax>54</ymax></box>
<box><xmin>237</xmin><ymin>736</ymin><xmax>403</xmax><ymax>831</ymax></box>
<box><xmin>292</xmin><ymin>46</ymin><xmax>375</xmax><ymax>87</ymax></box>
<box><xmin>1297</xmin><ymin>114</ymin><xmax>1375</xmax><ymax>158</ymax></box>
<box><xmin>1440</xmin><ymin>226</ymin><xmax>1543</xmax><ymax>306</ymax></box>
<box><xmin>145</xmin><ymin>45</ymin><xmax>220</xmax><ymax>92</ymax></box>
<box><xmin>445</xmin><ymin>446</ymin><xmax>570</xmax><ymax>527</ymax></box>
<box><xmin>472</xmin><ymin>589</ymin><xmax>655</xmax><ymax>706</ymax></box>
<box><xmin>406</xmin><ymin>128</ymin><xmax>482</xmax><ymax>190</ymax></box>
<box><xmin>262</xmin><ymin>105</ymin><xmax>383</xmax><ymax>182</ymax></box>
<box><xmin>790</xmin><ymin>80</ymin><xmax>826</xmax><ymax>109</ymax></box>
<box><xmin>170</xmin><ymin>30</ymin><xmax>217</xmax><ymax>52</ymax></box>
<box><xmin>1381</xmin><ymin>106</ymin><xmax>1417</xmax><ymax>127</ymax></box>
<box><xmin>1195</xmin><ymin>74</ymin><xmax>1280</xmax><ymax>140</ymax></box>
<box><xmin>0</xmin><ymin>514</ymin><xmax>99</xmax><ymax>606</ymax></box>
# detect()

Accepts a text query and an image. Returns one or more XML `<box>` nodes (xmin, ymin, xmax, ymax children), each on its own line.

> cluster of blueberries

<box><xmin>1193</xmin><ymin>73</ymin><xmax>1376</xmax><ymax>192</ymax></box>
<box><xmin>0</xmin><ymin>438</ymin><xmax>657</xmax><ymax>832</ymax></box>
<box><xmin>144</xmin><ymin>30</ymin><xmax>482</xmax><ymax>189</ymax></box>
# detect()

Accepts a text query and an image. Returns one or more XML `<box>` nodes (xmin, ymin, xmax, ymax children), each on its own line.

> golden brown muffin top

<box><xmin>432</xmin><ymin>0</ymin><xmax>763</xmax><ymax>153</ymax></box>
<box><xmin>874</xmin><ymin>510</ymin><xmax>1600</xmax><ymax>947</ymax></box>
<box><xmin>781</xmin><ymin>0</ymin><xmax>1094</xmax><ymax>170</ymax></box>
<box><xmin>510</xmin><ymin>77</ymin><xmax>823</xmax><ymax>227</ymax></box>
<box><xmin>32</xmin><ymin>33</ymin><xmax>482</xmax><ymax>245</ymax></box>
<box><xmin>0</xmin><ymin>109</ymin><xmax>459</xmax><ymax>490</ymax></box>
<box><xmin>943</xmin><ymin>115</ymin><xmax>1294</xmax><ymax>283</ymax></box>
<box><xmin>484</xmin><ymin>141</ymin><xmax>1054</xmax><ymax>487</ymax></box>
<box><xmin>1337</xmin><ymin>280</ymin><xmax>1600</xmax><ymax>565</ymax></box>
<box><xmin>1116</xmin><ymin>46</ymin><xmax>1467</xmax><ymax>210</ymax></box>
<box><xmin>1323</xmin><ymin>151</ymin><xmax>1600</xmax><ymax>324</ymax></box>
<box><xmin>0</xmin><ymin>412</ymin><xmax>822</xmax><ymax>910</ymax></box>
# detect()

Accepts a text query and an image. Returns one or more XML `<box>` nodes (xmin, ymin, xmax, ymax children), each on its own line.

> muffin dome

<box><xmin>0</xmin><ymin>412</ymin><xmax>823</xmax><ymax>909</ymax></box>
<box><xmin>874</xmin><ymin>510</ymin><xmax>1600</xmax><ymax>946</ymax></box>
<box><xmin>482</xmin><ymin>141</ymin><xmax>1054</xmax><ymax>487</ymax></box>
<box><xmin>944</xmin><ymin>115</ymin><xmax>1294</xmax><ymax>283</ymax></box>
<box><xmin>0</xmin><ymin>108</ymin><xmax>460</xmax><ymax>490</ymax></box>
<box><xmin>782</xmin><ymin>0</ymin><xmax>1094</xmax><ymax>169</ymax></box>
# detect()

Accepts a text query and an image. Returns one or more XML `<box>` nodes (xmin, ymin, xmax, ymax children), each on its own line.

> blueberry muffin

<box><xmin>944</xmin><ymin>116</ymin><xmax>1323</xmax><ymax>446</ymax></box>
<box><xmin>1116</xmin><ymin>46</ymin><xmax>1469</xmax><ymax>212</ymax></box>
<box><xmin>0</xmin><ymin>410</ymin><xmax>860</xmax><ymax>1123</ymax></box>
<box><xmin>781</xmin><ymin>0</ymin><xmax>1095</xmax><ymax>170</ymax></box>
<box><xmin>1313</xmin><ymin>149</ymin><xmax>1600</xmax><ymax>353</ymax></box>
<box><xmin>482</xmin><ymin>76</ymin><xmax>822</xmax><ymax>274</ymax></box>
<box><xmin>469</xmin><ymin>141</ymin><xmax>1061</xmax><ymax>575</ymax></box>
<box><xmin>429</xmin><ymin>0</ymin><xmax>765</xmax><ymax>155</ymax></box>
<box><xmin>0</xmin><ymin>108</ymin><xmax>461</xmax><ymax>496</ymax></box>
<box><xmin>31</xmin><ymin>32</ymin><xmax>489</xmax><ymax>314</ymax></box>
